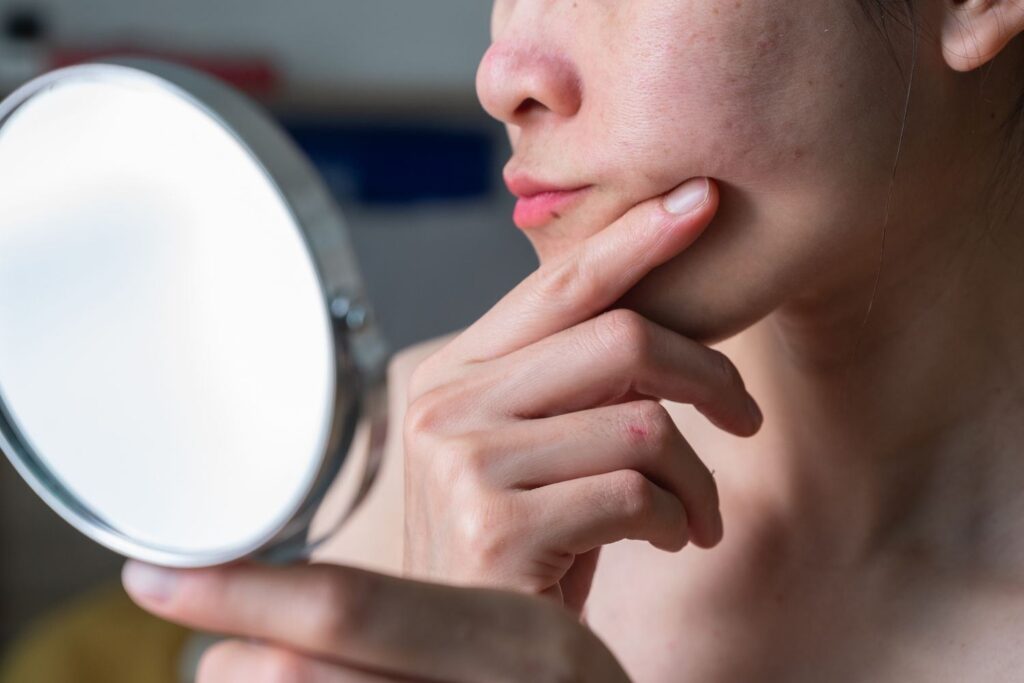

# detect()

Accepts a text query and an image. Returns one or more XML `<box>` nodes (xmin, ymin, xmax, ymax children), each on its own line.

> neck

<box><xmin>723</xmin><ymin>196</ymin><xmax>1024</xmax><ymax>578</ymax></box>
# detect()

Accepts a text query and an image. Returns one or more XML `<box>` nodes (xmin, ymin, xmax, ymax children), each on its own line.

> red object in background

<box><xmin>48</xmin><ymin>45</ymin><xmax>279</xmax><ymax>97</ymax></box>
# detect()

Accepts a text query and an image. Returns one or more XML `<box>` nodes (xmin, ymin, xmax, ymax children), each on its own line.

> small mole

<box><xmin>551</xmin><ymin>211</ymin><xmax>562</xmax><ymax>219</ymax></box>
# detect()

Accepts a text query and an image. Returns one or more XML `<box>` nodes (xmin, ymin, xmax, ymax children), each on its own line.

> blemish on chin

<box><xmin>551</xmin><ymin>211</ymin><xmax>562</xmax><ymax>219</ymax></box>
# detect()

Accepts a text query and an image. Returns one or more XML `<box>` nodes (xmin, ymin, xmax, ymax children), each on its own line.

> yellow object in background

<box><xmin>0</xmin><ymin>581</ymin><xmax>191</xmax><ymax>683</ymax></box>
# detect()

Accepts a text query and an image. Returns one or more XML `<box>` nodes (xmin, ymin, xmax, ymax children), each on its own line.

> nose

<box><xmin>476</xmin><ymin>41</ymin><xmax>583</xmax><ymax>126</ymax></box>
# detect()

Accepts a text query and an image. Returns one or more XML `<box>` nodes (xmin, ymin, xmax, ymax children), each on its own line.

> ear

<box><xmin>941</xmin><ymin>0</ymin><xmax>1024</xmax><ymax>72</ymax></box>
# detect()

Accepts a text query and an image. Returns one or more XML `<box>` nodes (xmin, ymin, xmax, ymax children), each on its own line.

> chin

<box><xmin>617</xmin><ymin>285</ymin><xmax>760</xmax><ymax>348</ymax></box>
<box><xmin>524</xmin><ymin>179</ymin><xmax>785</xmax><ymax>346</ymax></box>
<box><xmin>614</xmin><ymin>245</ymin><xmax>780</xmax><ymax>348</ymax></box>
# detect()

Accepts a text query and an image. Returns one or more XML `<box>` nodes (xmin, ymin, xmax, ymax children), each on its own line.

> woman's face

<box><xmin>477</xmin><ymin>1</ymin><xmax>987</xmax><ymax>345</ymax></box>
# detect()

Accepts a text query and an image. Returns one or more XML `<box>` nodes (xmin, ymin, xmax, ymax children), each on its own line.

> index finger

<box><xmin>447</xmin><ymin>177</ymin><xmax>717</xmax><ymax>363</ymax></box>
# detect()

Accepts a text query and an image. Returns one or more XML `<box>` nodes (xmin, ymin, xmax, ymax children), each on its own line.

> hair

<box><xmin>841</xmin><ymin>0</ymin><xmax>1023</xmax><ymax>404</ymax></box>
<box><xmin>858</xmin><ymin>0</ymin><xmax>1024</xmax><ymax>167</ymax></box>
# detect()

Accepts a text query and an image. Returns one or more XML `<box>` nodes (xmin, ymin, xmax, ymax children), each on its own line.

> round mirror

<box><xmin>0</xmin><ymin>60</ymin><xmax>389</xmax><ymax>567</ymax></box>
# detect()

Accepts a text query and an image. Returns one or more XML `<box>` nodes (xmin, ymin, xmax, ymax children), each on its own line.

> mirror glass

<box><xmin>0</xmin><ymin>70</ymin><xmax>340</xmax><ymax>560</ymax></box>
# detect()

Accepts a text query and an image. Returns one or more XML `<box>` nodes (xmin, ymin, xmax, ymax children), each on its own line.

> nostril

<box><xmin>476</xmin><ymin>43</ymin><xmax>583</xmax><ymax>124</ymax></box>
<box><xmin>514</xmin><ymin>97</ymin><xmax>546</xmax><ymax>117</ymax></box>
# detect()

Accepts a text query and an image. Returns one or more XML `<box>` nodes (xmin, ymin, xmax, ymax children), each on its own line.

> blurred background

<box><xmin>0</xmin><ymin>1</ymin><xmax>536</xmax><ymax>680</ymax></box>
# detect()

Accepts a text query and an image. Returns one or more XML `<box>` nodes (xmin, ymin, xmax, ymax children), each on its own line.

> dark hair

<box><xmin>858</xmin><ymin>0</ymin><xmax>1024</xmax><ymax>169</ymax></box>
<box><xmin>842</xmin><ymin>0</ymin><xmax>1022</xmax><ymax>403</ymax></box>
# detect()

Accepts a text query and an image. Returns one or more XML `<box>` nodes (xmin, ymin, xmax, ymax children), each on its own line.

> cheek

<box><xmin>578</xmin><ymin>3</ymin><xmax>909</xmax><ymax>341</ymax></box>
<box><xmin>587</xmin><ymin>1</ymin><xmax>918</xmax><ymax>201</ymax></box>
<box><xmin>618</xmin><ymin>185</ymin><xmax>861</xmax><ymax>345</ymax></box>
<box><xmin>590</xmin><ymin>3</ymin><xmax>842</xmax><ymax>193</ymax></box>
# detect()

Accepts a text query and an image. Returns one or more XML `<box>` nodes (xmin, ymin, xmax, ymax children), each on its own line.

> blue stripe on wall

<box><xmin>281</xmin><ymin>120</ymin><xmax>496</xmax><ymax>205</ymax></box>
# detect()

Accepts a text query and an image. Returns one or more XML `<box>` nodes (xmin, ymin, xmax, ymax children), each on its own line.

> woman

<box><xmin>121</xmin><ymin>1</ymin><xmax>1024</xmax><ymax>680</ymax></box>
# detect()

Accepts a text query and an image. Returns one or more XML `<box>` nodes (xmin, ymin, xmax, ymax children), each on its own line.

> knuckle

<box><xmin>405</xmin><ymin>430</ymin><xmax>489</xmax><ymax>498</ymax></box>
<box><xmin>456</xmin><ymin>503</ymin><xmax>516</xmax><ymax>566</ymax></box>
<box><xmin>414</xmin><ymin>433</ymin><xmax>488</xmax><ymax>497</ymax></box>
<box><xmin>612</xmin><ymin>470</ymin><xmax>656</xmax><ymax>522</ymax></box>
<box><xmin>429</xmin><ymin>445</ymin><xmax>468</xmax><ymax>491</ymax></box>
<box><xmin>538</xmin><ymin>256</ymin><xmax>600</xmax><ymax>306</ymax></box>
<box><xmin>594</xmin><ymin>308</ymin><xmax>651</xmax><ymax>362</ymax></box>
<box><xmin>404</xmin><ymin>387</ymin><xmax>449</xmax><ymax>438</ymax></box>
<box><xmin>446</xmin><ymin>432</ymin><xmax>488</xmax><ymax>469</ymax></box>
<box><xmin>624</xmin><ymin>400</ymin><xmax>674</xmax><ymax>447</ymax></box>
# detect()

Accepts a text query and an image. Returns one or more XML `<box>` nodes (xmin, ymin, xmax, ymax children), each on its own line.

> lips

<box><xmin>504</xmin><ymin>173</ymin><xmax>591</xmax><ymax>230</ymax></box>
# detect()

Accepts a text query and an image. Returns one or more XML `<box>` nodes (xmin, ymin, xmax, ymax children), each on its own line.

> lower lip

<box><xmin>513</xmin><ymin>188</ymin><xmax>590</xmax><ymax>230</ymax></box>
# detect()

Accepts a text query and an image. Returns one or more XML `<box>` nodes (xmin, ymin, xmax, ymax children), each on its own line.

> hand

<box><xmin>121</xmin><ymin>560</ymin><xmax>632</xmax><ymax>683</ymax></box>
<box><xmin>403</xmin><ymin>177</ymin><xmax>763</xmax><ymax>612</ymax></box>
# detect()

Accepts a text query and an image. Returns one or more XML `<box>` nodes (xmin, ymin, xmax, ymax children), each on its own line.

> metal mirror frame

<box><xmin>0</xmin><ymin>58</ymin><xmax>390</xmax><ymax>567</ymax></box>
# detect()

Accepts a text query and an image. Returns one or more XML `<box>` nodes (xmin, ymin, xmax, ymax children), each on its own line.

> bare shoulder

<box><xmin>309</xmin><ymin>331</ymin><xmax>461</xmax><ymax>574</ymax></box>
<box><xmin>884</xmin><ymin>577</ymin><xmax>1024</xmax><ymax>681</ymax></box>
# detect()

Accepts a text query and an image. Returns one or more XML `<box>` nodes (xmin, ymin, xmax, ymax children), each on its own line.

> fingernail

<box><xmin>122</xmin><ymin>561</ymin><xmax>178</xmax><ymax>603</ymax></box>
<box><xmin>663</xmin><ymin>178</ymin><xmax>710</xmax><ymax>215</ymax></box>
<box><xmin>746</xmin><ymin>395</ymin><xmax>764</xmax><ymax>428</ymax></box>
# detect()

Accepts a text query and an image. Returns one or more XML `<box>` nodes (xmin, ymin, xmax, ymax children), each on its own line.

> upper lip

<box><xmin>503</xmin><ymin>171</ymin><xmax>590</xmax><ymax>199</ymax></box>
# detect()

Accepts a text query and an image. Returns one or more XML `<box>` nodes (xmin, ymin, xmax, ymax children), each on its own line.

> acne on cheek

<box><xmin>628</xmin><ymin>62</ymin><xmax>808</xmax><ymax>182</ymax></box>
<box><xmin>594</xmin><ymin>4</ymin><xmax>855</xmax><ymax>197</ymax></box>
<box><xmin>686</xmin><ymin>66</ymin><xmax>836</xmax><ymax>184</ymax></box>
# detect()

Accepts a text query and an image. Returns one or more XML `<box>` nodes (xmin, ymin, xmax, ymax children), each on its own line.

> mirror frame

<box><xmin>0</xmin><ymin>59</ymin><xmax>389</xmax><ymax>567</ymax></box>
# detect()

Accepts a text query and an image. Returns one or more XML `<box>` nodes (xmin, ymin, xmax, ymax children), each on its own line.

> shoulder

<box><xmin>309</xmin><ymin>331</ymin><xmax>461</xmax><ymax>574</ymax></box>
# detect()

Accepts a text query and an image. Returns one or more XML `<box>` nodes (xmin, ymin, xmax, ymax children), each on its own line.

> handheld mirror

<box><xmin>0</xmin><ymin>60</ymin><xmax>390</xmax><ymax>567</ymax></box>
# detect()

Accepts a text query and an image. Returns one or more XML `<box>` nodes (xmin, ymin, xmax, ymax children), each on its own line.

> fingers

<box><xmin>198</xmin><ymin>640</ymin><xmax>386</xmax><ymax>682</ymax></box>
<box><xmin>122</xmin><ymin>560</ymin><xmax>596</xmax><ymax>683</ymax></box>
<box><xmin>125</xmin><ymin>563</ymin><xmax>414</xmax><ymax>673</ymax></box>
<box><xmin>481</xmin><ymin>401</ymin><xmax>721</xmax><ymax>548</ymax></box>
<box><xmin>431</xmin><ymin>178</ymin><xmax>718</xmax><ymax>373</ymax></box>
<box><xmin>559</xmin><ymin>547</ymin><xmax>601</xmax><ymax>615</ymax></box>
<box><xmin>481</xmin><ymin>308</ymin><xmax>762</xmax><ymax>437</ymax></box>
<box><xmin>526</xmin><ymin>470</ymin><xmax>690</xmax><ymax>554</ymax></box>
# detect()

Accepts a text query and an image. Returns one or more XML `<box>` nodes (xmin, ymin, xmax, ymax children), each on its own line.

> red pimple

<box><xmin>626</xmin><ymin>424</ymin><xmax>649</xmax><ymax>443</ymax></box>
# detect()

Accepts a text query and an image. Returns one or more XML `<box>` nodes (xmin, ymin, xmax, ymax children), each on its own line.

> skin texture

<box><xmin>400</xmin><ymin>180</ymin><xmax>755</xmax><ymax>614</ymax></box>
<box><xmin>125</xmin><ymin>1</ymin><xmax>1024</xmax><ymax>681</ymax></box>
<box><xmin>479</xmin><ymin>0</ymin><xmax>1010</xmax><ymax>345</ymax></box>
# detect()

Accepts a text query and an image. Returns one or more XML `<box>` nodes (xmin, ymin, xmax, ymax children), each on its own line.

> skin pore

<box><xmin>477</xmin><ymin>0</ymin><xmax>1024</xmax><ymax>676</ymax></box>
